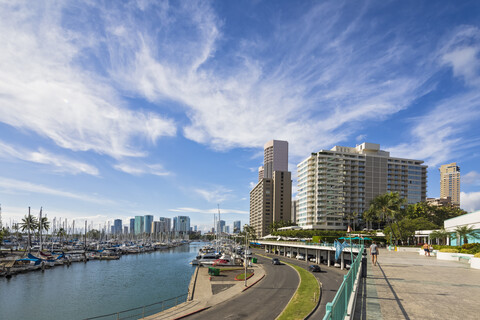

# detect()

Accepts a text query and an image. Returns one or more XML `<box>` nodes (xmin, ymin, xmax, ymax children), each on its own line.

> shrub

<box><xmin>474</xmin><ymin>253</ymin><xmax>480</xmax><ymax>258</ymax></box>
<box><xmin>432</xmin><ymin>245</ymin><xmax>461</xmax><ymax>251</ymax></box>
<box><xmin>460</xmin><ymin>243</ymin><xmax>480</xmax><ymax>254</ymax></box>
<box><xmin>439</xmin><ymin>248</ymin><xmax>459</xmax><ymax>253</ymax></box>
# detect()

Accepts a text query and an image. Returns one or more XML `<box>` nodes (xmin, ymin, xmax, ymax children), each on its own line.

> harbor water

<box><xmin>0</xmin><ymin>242</ymin><xmax>202</xmax><ymax>320</ymax></box>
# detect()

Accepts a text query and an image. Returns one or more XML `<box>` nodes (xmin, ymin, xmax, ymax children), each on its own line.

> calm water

<box><xmin>0</xmin><ymin>242</ymin><xmax>203</xmax><ymax>320</ymax></box>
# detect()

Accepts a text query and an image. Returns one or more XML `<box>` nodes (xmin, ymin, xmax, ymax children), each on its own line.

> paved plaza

<box><xmin>355</xmin><ymin>250</ymin><xmax>480</xmax><ymax>320</ymax></box>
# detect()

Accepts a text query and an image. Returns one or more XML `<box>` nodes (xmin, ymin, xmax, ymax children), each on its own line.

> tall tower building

<box><xmin>134</xmin><ymin>216</ymin><xmax>144</xmax><ymax>235</ymax></box>
<box><xmin>144</xmin><ymin>215</ymin><xmax>154</xmax><ymax>234</ymax></box>
<box><xmin>173</xmin><ymin>216</ymin><xmax>190</xmax><ymax>233</ymax></box>
<box><xmin>114</xmin><ymin>219</ymin><xmax>122</xmax><ymax>234</ymax></box>
<box><xmin>440</xmin><ymin>162</ymin><xmax>460</xmax><ymax>206</ymax></box>
<box><xmin>296</xmin><ymin>142</ymin><xmax>427</xmax><ymax>230</ymax></box>
<box><xmin>250</xmin><ymin>140</ymin><xmax>292</xmax><ymax>238</ymax></box>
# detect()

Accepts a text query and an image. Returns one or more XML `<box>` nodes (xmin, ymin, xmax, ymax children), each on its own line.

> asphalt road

<box><xmin>186</xmin><ymin>254</ymin><xmax>299</xmax><ymax>320</ymax></box>
<box><xmin>254</xmin><ymin>248</ymin><xmax>347</xmax><ymax>318</ymax></box>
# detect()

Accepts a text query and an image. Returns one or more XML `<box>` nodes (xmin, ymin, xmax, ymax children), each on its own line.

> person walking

<box><xmin>422</xmin><ymin>242</ymin><xmax>430</xmax><ymax>257</ymax></box>
<box><xmin>370</xmin><ymin>241</ymin><xmax>379</xmax><ymax>266</ymax></box>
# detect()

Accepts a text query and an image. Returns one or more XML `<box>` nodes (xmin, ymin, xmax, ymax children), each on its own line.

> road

<box><xmin>255</xmin><ymin>248</ymin><xmax>347</xmax><ymax>318</ymax></box>
<box><xmin>186</xmin><ymin>254</ymin><xmax>299</xmax><ymax>320</ymax></box>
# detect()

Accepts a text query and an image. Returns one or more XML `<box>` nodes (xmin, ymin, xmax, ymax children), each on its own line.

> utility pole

<box><xmin>244</xmin><ymin>230</ymin><xmax>248</xmax><ymax>287</ymax></box>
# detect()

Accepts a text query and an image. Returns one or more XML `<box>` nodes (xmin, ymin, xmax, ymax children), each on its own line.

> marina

<box><xmin>0</xmin><ymin>242</ymin><xmax>202</xmax><ymax>320</ymax></box>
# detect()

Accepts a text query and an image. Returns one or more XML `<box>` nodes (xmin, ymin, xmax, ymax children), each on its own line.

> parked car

<box><xmin>272</xmin><ymin>258</ymin><xmax>281</xmax><ymax>265</ymax></box>
<box><xmin>308</xmin><ymin>265</ymin><xmax>321</xmax><ymax>272</ymax></box>
<box><xmin>296</xmin><ymin>254</ymin><xmax>305</xmax><ymax>260</ymax></box>
<box><xmin>286</xmin><ymin>252</ymin><xmax>292</xmax><ymax>258</ymax></box>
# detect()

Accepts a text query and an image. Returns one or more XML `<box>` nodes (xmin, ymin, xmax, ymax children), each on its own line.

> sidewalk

<box><xmin>354</xmin><ymin>250</ymin><xmax>480</xmax><ymax>320</ymax></box>
<box><xmin>145</xmin><ymin>264</ymin><xmax>265</xmax><ymax>320</ymax></box>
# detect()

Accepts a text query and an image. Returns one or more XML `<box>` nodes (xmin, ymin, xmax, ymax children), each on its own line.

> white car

<box><xmin>296</xmin><ymin>254</ymin><xmax>305</xmax><ymax>260</ymax></box>
<box><xmin>286</xmin><ymin>252</ymin><xmax>292</xmax><ymax>258</ymax></box>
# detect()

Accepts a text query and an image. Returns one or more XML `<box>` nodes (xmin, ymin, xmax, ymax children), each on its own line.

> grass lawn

<box><xmin>235</xmin><ymin>272</ymin><xmax>254</xmax><ymax>280</ymax></box>
<box><xmin>277</xmin><ymin>261</ymin><xmax>320</xmax><ymax>320</ymax></box>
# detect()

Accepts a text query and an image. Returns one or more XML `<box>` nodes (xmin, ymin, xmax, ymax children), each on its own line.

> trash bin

<box><xmin>208</xmin><ymin>267</ymin><xmax>220</xmax><ymax>276</ymax></box>
<box><xmin>251</xmin><ymin>257</ymin><xmax>257</xmax><ymax>263</ymax></box>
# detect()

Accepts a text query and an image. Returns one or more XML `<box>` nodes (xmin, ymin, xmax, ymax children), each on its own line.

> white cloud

<box><xmin>388</xmin><ymin>91</ymin><xmax>480</xmax><ymax>167</ymax></box>
<box><xmin>0</xmin><ymin>140</ymin><xmax>99</xmax><ymax>176</ymax></box>
<box><xmin>440</xmin><ymin>26</ymin><xmax>480</xmax><ymax>87</ymax></box>
<box><xmin>461</xmin><ymin>191</ymin><xmax>480</xmax><ymax>212</ymax></box>
<box><xmin>0</xmin><ymin>177</ymin><xmax>113</xmax><ymax>205</ymax></box>
<box><xmin>0</xmin><ymin>2</ymin><xmax>176</xmax><ymax>160</ymax></box>
<box><xmin>169</xmin><ymin>207</ymin><xmax>248</xmax><ymax>215</ymax></box>
<box><xmin>93</xmin><ymin>1</ymin><xmax>433</xmax><ymax>159</ymax></box>
<box><xmin>114</xmin><ymin>162</ymin><xmax>171</xmax><ymax>176</ymax></box>
<box><xmin>463</xmin><ymin>171</ymin><xmax>480</xmax><ymax>185</ymax></box>
<box><xmin>194</xmin><ymin>186</ymin><xmax>233</xmax><ymax>203</ymax></box>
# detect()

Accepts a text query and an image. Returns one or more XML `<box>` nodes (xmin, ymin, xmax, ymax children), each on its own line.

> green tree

<box><xmin>344</xmin><ymin>211</ymin><xmax>359</xmax><ymax>231</ymax></box>
<box><xmin>38</xmin><ymin>216</ymin><xmax>50</xmax><ymax>250</ymax></box>
<box><xmin>455</xmin><ymin>225</ymin><xmax>479</xmax><ymax>245</ymax></box>
<box><xmin>242</xmin><ymin>224</ymin><xmax>257</xmax><ymax>240</ymax></box>
<box><xmin>366</xmin><ymin>192</ymin><xmax>406</xmax><ymax>244</ymax></box>
<box><xmin>429</xmin><ymin>228</ymin><xmax>451</xmax><ymax>245</ymax></box>
<box><xmin>87</xmin><ymin>229</ymin><xmax>100</xmax><ymax>240</ymax></box>
<box><xmin>20</xmin><ymin>209</ymin><xmax>38</xmax><ymax>252</ymax></box>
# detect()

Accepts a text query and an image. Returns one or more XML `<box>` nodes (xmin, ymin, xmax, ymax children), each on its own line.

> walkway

<box><xmin>354</xmin><ymin>250</ymin><xmax>480</xmax><ymax>320</ymax></box>
<box><xmin>145</xmin><ymin>263</ymin><xmax>267</xmax><ymax>319</ymax></box>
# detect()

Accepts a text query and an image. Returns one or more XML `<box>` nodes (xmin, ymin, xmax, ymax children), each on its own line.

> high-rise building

<box><xmin>123</xmin><ymin>226</ymin><xmax>128</xmax><ymax>234</ymax></box>
<box><xmin>134</xmin><ymin>216</ymin><xmax>145</xmax><ymax>235</ymax></box>
<box><xmin>250</xmin><ymin>140</ymin><xmax>292</xmax><ymax>238</ymax></box>
<box><xmin>173</xmin><ymin>216</ymin><xmax>190</xmax><ymax>233</ymax></box>
<box><xmin>144</xmin><ymin>215</ymin><xmax>154</xmax><ymax>234</ymax></box>
<box><xmin>114</xmin><ymin>219</ymin><xmax>122</xmax><ymax>234</ymax></box>
<box><xmin>296</xmin><ymin>142</ymin><xmax>427</xmax><ymax>230</ymax></box>
<box><xmin>291</xmin><ymin>200</ymin><xmax>297</xmax><ymax>223</ymax></box>
<box><xmin>233</xmin><ymin>220</ymin><xmax>241</xmax><ymax>233</ymax></box>
<box><xmin>159</xmin><ymin>217</ymin><xmax>171</xmax><ymax>232</ymax></box>
<box><xmin>151</xmin><ymin>221</ymin><xmax>162</xmax><ymax>234</ymax></box>
<box><xmin>440</xmin><ymin>162</ymin><xmax>460</xmax><ymax>206</ymax></box>
<box><xmin>216</xmin><ymin>220</ymin><xmax>225</xmax><ymax>233</ymax></box>
<box><xmin>130</xmin><ymin>218</ymin><xmax>135</xmax><ymax>234</ymax></box>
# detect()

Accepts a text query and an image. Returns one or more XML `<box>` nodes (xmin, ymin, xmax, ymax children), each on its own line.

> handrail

<box><xmin>83</xmin><ymin>293</ymin><xmax>188</xmax><ymax>320</ymax></box>
<box><xmin>257</xmin><ymin>240</ymin><xmax>363</xmax><ymax>249</ymax></box>
<box><xmin>323</xmin><ymin>245</ymin><xmax>364</xmax><ymax>320</ymax></box>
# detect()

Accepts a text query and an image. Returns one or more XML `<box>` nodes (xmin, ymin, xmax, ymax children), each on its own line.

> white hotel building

<box><xmin>296</xmin><ymin>142</ymin><xmax>427</xmax><ymax>230</ymax></box>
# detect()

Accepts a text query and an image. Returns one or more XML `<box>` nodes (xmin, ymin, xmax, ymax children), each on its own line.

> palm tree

<box><xmin>366</xmin><ymin>192</ymin><xmax>406</xmax><ymax>244</ymax></box>
<box><xmin>38</xmin><ymin>216</ymin><xmax>50</xmax><ymax>250</ymax></box>
<box><xmin>429</xmin><ymin>228</ymin><xmax>450</xmax><ymax>245</ymax></box>
<box><xmin>57</xmin><ymin>228</ymin><xmax>67</xmax><ymax>248</ymax></box>
<box><xmin>20</xmin><ymin>208</ymin><xmax>38</xmax><ymax>252</ymax></box>
<box><xmin>455</xmin><ymin>225</ymin><xmax>478</xmax><ymax>245</ymax></box>
<box><xmin>344</xmin><ymin>211</ymin><xmax>359</xmax><ymax>231</ymax></box>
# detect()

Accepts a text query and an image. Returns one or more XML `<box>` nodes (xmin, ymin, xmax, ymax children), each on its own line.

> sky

<box><xmin>1</xmin><ymin>0</ymin><xmax>480</xmax><ymax>233</ymax></box>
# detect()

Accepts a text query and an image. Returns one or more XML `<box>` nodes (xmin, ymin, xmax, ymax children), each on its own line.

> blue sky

<box><xmin>1</xmin><ymin>1</ymin><xmax>480</xmax><ymax>233</ymax></box>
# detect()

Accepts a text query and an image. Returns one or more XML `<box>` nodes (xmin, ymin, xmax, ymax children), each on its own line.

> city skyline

<box><xmin>1</xmin><ymin>1</ymin><xmax>480</xmax><ymax>232</ymax></box>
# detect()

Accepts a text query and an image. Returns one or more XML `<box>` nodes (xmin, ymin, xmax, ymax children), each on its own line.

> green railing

<box><xmin>83</xmin><ymin>293</ymin><xmax>188</xmax><ymax>320</ymax></box>
<box><xmin>258</xmin><ymin>240</ymin><xmax>363</xmax><ymax>250</ymax></box>
<box><xmin>323</xmin><ymin>245</ymin><xmax>364</xmax><ymax>320</ymax></box>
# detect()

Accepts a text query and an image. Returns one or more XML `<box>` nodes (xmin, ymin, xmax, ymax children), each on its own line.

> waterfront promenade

<box><xmin>145</xmin><ymin>263</ymin><xmax>268</xmax><ymax>319</ymax></box>
<box><xmin>354</xmin><ymin>250</ymin><xmax>480</xmax><ymax>320</ymax></box>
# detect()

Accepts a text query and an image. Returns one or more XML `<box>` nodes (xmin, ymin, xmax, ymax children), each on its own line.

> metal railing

<box><xmin>323</xmin><ymin>245</ymin><xmax>364</xmax><ymax>320</ymax></box>
<box><xmin>84</xmin><ymin>293</ymin><xmax>188</xmax><ymax>320</ymax></box>
<box><xmin>257</xmin><ymin>240</ymin><xmax>363</xmax><ymax>250</ymax></box>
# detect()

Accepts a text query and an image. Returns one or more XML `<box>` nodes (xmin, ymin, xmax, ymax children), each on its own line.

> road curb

<box><xmin>242</xmin><ymin>274</ymin><xmax>265</xmax><ymax>292</ymax></box>
<box><xmin>304</xmin><ymin>278</ymin><xmax>322</xmax><ymax>319</ymax></box>
<box><xmin>172</xmin><ymin>306</ymin><xmax>211</xmax><ymax>320</ymax></box>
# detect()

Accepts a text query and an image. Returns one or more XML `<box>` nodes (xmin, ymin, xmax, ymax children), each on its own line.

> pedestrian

<box><xmin>422</xmin><ymin>242</ymin><xmax>430</xmax><ymax>257</ymax></box>
<box><xmin>369</xmin><ymin>241</ymin><xmax>379</xmax><ymax>266</ymax></box>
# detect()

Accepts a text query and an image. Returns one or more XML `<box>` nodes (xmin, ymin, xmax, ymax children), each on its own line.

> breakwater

<box><xmin>0</xmin><ymin>242</ymin><xmax>203</xmax><ymax>320</ymax></box>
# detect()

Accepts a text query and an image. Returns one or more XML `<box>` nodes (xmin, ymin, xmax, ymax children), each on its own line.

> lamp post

<box><xmin>244</xmin><ymin>231</ymin><xmax>248</xmax><ymax>287</ymax></box>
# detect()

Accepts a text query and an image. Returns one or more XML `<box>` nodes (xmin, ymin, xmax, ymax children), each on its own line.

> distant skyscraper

<box><xmin>130</xmin><ymin>218</ymin><xmax>135</xmax><ymax>234</ymax></box>
<box><xmin>194</xmin><ymin>225</ymin><xmax>197</xmax><ymax>232</ymax></box>
<box><xmin>233</xmin><ymin>220</ymin><xmax>241</xmax><ymax>233</ymax></box>
<box><xmin>225</xmin><ymin>226</ymin><xmax>230</xmax><ymax>234</ymax></box>
<box><xmin>173</xmin><ymin>216</ymin><xmax>190</xmax><ymax>233</ymax></box>
<box><xmin>134</xmin><ymin>216</ymin><xmax>144</xmax><ymax>235</ymax></box>
<box><xmin>216</xmin><ymin>220</ymin><xmax>225</xmax><ymax>233</ymax></box>
<box><xmin>296</xmin><ymin>142</ymin><xmax>427</xmax><ymax>230</ymax></box>
<box><xmin>250</xmin><ymin>140</ymin><xmax>292</xmax><ymax>238</ymax></box>
<box><xmin>152</xmin><ymin>221</ymin><xmax>162</xmax><ymax>234</ymax></box>
<box><xmin>440</xmin><ymin>162</ymin><xmax>460</xmax><ymax>206</ymax></box>
<box><xmin>124</xmin><ymin>226</ymin><xmax>128</xmax><ymax>234</ymax></box>
<box><xmin>144</xmin><ymin>215</ymin><xmax>154</xmax><ymax>234</ymax></box>
<box><xmin>114</xmin><ymin>219</ymin><xmax>122</xmax><ymax>234</ymax></box>
<box><xmin>159</xmin><ymin>217</ymin><xmax>171</xmax><ymax>232</ymax></box>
